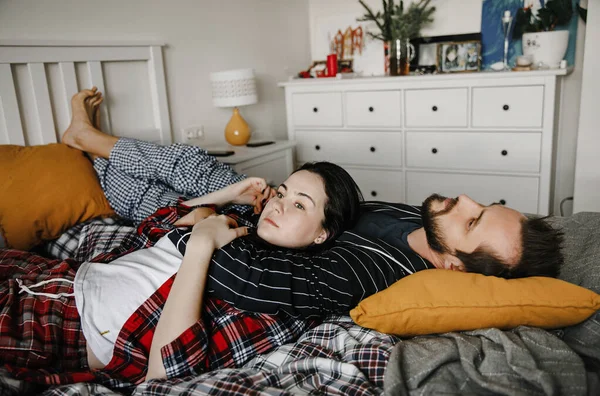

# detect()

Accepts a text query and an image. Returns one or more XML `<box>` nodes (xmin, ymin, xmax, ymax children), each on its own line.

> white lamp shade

<box><xmin>210</xmin><ymin>68</ymin><xmax>258</xmax><ymax>107</ymax></box>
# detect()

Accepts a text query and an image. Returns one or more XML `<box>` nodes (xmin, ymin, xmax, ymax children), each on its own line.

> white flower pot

<box><xmin>522</xmin><ymin>30</ymin><xmax>569</xmax><ymax>68</ymax></box>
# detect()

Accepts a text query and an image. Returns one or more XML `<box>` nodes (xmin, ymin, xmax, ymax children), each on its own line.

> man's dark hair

<box><xmin>294</xmin><ymin>162</ymin><xmax>363</xmax><ymax>246</ymax></box>
<box><xmin>457</xmin><ymin>216</ymin><xmax>564</xmax><ymax>279</ymax></box>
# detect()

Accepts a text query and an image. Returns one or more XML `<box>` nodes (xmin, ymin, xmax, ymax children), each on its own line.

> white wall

<box><xmin>553</xmin><ymin>17</ymin><xmax>587</xmax><ymax>216</ymax></box>
<box><xmin>573</xmin><ymin>1</ymin><xmax>600</xmax><ymax>213</ymax></box>
<box><xmin>308</xmin><ymin>0</ymin><xmax>586</xmax><ymax>215</ymax></box>
<box><xmin>0</xmin><ymin>0</ymin><xmax>311</xmax><ymax>144</ymax></box>
<box><xmin>309</xmin><ymin>0</ymin><xmax>482</xmax><ymax>61</ymax></box>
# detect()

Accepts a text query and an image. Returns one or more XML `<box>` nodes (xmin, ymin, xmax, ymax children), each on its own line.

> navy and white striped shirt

<box><xmin>168</xmin><ymin>201</ymin><xmax>433</xmax><ymax>318</ymax></box>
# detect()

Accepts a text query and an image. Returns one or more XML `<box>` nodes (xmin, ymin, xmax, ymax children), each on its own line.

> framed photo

<box><xmin>437</xmin><ymin>41</ymin><xmax>481</xmax><ymax>73</ymax></box>
<box><xmin>410</xmin><ymin>33</ymin><xmax>481</xmax><ymax>74</ymax></box>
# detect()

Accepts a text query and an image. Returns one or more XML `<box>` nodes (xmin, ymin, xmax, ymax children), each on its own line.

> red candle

<box><xmin>327</xmin><ymin>54</ymin><xmax>338</xmax><ymax>77</ymax></box>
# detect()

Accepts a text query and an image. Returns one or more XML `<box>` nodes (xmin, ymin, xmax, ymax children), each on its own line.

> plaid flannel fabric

<box><xmin>0</xmin><ymin>250</ymin><xmax>88</xmax><ymax>377</ymax></box>
<box><xmin>38</xmin><ymin>217</ymin><xmax>133</xmax><ymax>261</ymax></box>
<box><xmin>2</xmin><ymin>201</ymin><xmax>315</xmax><ymax>391</ymax></box>
<box><xmin>13</xmin><ymin>317</ymin><xmax>394</xmax><ymax>396</ymax></box>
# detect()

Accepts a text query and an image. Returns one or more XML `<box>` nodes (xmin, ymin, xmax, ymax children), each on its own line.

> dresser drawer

<box><xmin>405</xmin><ymin>171</ymin><xmax>539</xmax><ymax>214</ymax></box>
<box><xmin>406</xmin><ymin>132</ymin><xmax>541</xmax><ymax>173</ymax></box>
<box><xmin>405</xmin><ymin>88</ymin><xmax>468</xmax><ymax>127</ymax></box>
<box><xmin>346</xmin><ymin>168</ymin><xmax>404</xmax><ymax>202</ymax></box>
<box><xmin>472</xmin><ymin>86</ymin><xmax>544</xmax><ymax>128</ymax></box>
<box><xmin>345</xmin><ymin>91</ymin><xmax>402</xmax><ymax>127</ymax></box>
<box><xmin>292</xmin><ymin>92</ymin><xmax>343</xmax><ymax>127</ymax></box>
<box><xmin>295</xmin><ymin>131</ymin><xmax>402</xmax><ymax>167</ymax></box>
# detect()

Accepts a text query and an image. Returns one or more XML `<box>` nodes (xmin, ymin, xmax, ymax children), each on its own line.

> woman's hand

<box><xmin>226</xmin><ymin>177</ymin><xmax>276</xmax><ymax>213</ymax></box>
<box><xmin>189</xmin><ymin>214</ymin><xmax>249</xmax><ymax>250</ymax></box>
<box><xmin>183</xmin><ymin>177</ymin><xmax>276</xmax><ymax>214</ymax></box>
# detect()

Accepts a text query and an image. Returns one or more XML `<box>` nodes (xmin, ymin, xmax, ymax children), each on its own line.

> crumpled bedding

<box><xmin>8</xmin><ymin>212</ymin><xmax>600</xmax><ymax>396</ymax></box>
<box><xmin>1</xmin><ymin>316</ymin><xmax>395</xmax><ymax>395</ymax></box>
<box><xmin>384</xmin><ymin>212</ymin><xmax>600</xmax><ymax>396</ymax></box>
<box><xmin>385</xmin><ymin>326</ymin><xmax>587</xmax><ymax>395</ymax></box>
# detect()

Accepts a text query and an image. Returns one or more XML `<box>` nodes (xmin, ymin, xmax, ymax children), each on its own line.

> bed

<box><xmin>1</xmin><ymin>41</ymin><xmax>599</xmax><ymax>396</ymax></box>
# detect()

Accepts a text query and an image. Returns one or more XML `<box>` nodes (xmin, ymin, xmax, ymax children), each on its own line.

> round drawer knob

<box><xmin>499</xmin><ymin>199</ymin><xmax>506</xmax><ymax>205</ymax></box>
<box><xmin>368</xmin><ymin>106</ymin><xmax>374</xmax><ymax>112</ymax></box>
<box><xmin>501</xmin><ymin>150</ymin><xmax>508</xmax><ymax>156</ymax></box>
<box><xmin>432</xmin><ymin>105</ymin><xmax>438</xmax><ymax>112</ymax></box>
<box><xmin>370</xmin><ymin>146</ymin><xmax>376</xmax><ymax>152</ymax></box>
<box><xmin>315</xmin><ymin>145</ymin><xmax>320</xmax><ymax>151</ymax></box>
<box><xmin>371</xmin><ymin>191</ymin><xmax>377</xmax><ymax>197</ymax></box>
<box><xmin>313</xmin><ymin>107</ymin><xmax>318</xmax><ymax>113</ymax></box>
<box><xmin>503</xmin><ymin>104</ymin><xmax>510</xmax><ymax>111</ymax></box>
<box><xmin>431</xmin><ymin>148</ymin><xmax>438</xmax><ymax>154</ymax></box>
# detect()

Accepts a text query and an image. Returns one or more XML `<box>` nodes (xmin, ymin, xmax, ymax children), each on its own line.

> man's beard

<box><xmin>421</xmin><ymin>194</ymin><xmax>457</xmax><ymax>254</ymax></box>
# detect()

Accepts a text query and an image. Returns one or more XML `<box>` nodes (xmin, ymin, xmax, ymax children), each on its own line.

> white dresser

<box><xmin>279</xmin><ymin>70</ymin><xmax>566</xmax><ymax>215</ymax></box>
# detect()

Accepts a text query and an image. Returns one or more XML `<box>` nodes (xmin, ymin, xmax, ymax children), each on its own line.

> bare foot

<box><xmin>62</xmin><ymin>88</ymin><xmax>118</xmax><ymax>159</ymax></box>
<box><xmin>62</xmin><ymin>88</ymin><xmax>98</xmax><ymax>150</ymax></box>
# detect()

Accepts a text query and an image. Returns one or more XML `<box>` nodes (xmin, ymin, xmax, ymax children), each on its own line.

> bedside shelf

<box><xmin>202</xmin><ymin>140</ymin><xmax>297</xmax><ymax>186</ymax></box>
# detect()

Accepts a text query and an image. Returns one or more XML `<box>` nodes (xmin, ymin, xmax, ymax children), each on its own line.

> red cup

<box><xmin>327</xmin><ymin>54</ymin><xmax>338</xmax><ymax>77</ymax></box>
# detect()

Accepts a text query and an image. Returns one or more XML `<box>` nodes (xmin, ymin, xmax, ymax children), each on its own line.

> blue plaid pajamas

<box><xmin>93</xmin><ymin>138</ymin><xmax>246</xmax><ymax>223</ymax></box>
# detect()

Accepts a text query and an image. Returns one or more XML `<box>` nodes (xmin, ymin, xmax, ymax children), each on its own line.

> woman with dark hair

<box><xmin>180</xmin><ymin>160</ymin><xmax>363</xmax><ymax>250</ymax></box>
<box><xmin>0</xmin><ymin>89</ymin><xmax>364</xmax><ymax>385</ymax></box>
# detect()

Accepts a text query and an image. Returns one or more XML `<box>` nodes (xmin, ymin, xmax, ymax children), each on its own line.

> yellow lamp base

<box><xmin>225</xmin><ymin>107</ymin><xmax>251</xmax><ymax>146</ymax></box>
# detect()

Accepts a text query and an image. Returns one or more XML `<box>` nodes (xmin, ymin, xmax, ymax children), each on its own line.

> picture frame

<box><xmin>409</xmin><ymin>33</ymin><xmax>481</xmax><ymax>74</ymax></box>
<box><xmin>437</xmin><ymin>40</ymin><xmax>481</xmax><ymax>73</ymax></box>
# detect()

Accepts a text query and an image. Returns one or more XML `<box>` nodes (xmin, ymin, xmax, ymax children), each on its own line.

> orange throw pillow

<box><xmin>350</xmin><ymin>269</ymin><xmax>600</xmax><ymax>336</ymax></box>
<box><xmin>0</xmin><ymin>144</ymin><xmax>114</xmax><ymax>250</ymax></box>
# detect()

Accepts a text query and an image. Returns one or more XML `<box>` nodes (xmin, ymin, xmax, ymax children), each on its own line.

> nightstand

<box><xmin>204</xmin><ymin>140</ymin><xmax>297</xmax><ymax>185</ymax></box>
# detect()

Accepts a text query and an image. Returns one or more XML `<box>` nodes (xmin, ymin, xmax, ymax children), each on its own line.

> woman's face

<box><xmin>256</xmin><ymin>170</ymin><xmax>328</xmax><ymax>249</ymax></box>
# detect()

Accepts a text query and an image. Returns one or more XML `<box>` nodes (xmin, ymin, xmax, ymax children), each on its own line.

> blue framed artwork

<box><xmin>481</xmin><ymin>0</ymin><xmax>579</xmax><ymax>70</ymax></box>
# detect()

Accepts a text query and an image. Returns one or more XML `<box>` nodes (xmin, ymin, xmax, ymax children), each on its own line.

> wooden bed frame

<box><xmin>0</xmin><ymin>40</ymin><xmax>172</xmax><ymax>146</ymax></box>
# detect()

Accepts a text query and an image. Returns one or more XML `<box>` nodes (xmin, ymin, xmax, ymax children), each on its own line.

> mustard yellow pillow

<box><xmin>350</xmin><ymin>269</ymin><xmax>600</xmax><ymax>336</ymax></box>
<box><xmin>0</xmin><ymin>144</ymin><xmax>114</xmax><ymax>250</ymax></box>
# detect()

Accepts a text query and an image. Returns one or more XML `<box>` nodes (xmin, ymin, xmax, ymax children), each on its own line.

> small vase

<box><xmin>522</xmin><ymin>31</ymin><xmax>569</xmax><ymax>69</ymax></box>
<box><xmin>386</xmin><ymin>38</ymin><xmax>415</xmax><ymax>76</ymax></box>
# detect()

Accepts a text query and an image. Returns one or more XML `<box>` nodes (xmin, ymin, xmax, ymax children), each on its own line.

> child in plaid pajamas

<box><xmin>63</xmin><ymin>87</ymin><xmax>248</xmax><ymax>224</ymax></box>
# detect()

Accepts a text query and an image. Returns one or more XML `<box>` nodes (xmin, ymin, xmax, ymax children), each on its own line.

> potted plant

<box><xmin>514</xmin><ymin>0</ymin><xmax>573</xmax><ymax>68</ymax></box>
<box><xmin>357</xmin><ymin>0</ymin><xmax>435</xmax><ymax>76</ymax></box>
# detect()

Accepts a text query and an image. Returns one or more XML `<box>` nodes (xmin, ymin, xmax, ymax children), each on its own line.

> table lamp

<box><xmin>210</xmin><ymin>68</ymin><xmax>258</xmax><ymax>145</ymax></box>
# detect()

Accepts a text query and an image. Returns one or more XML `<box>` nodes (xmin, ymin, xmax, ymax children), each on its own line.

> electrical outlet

<box><xmin>182</xmin><ymin>126</ymin><xmax>204</xmax><ymax>141</ymax></box>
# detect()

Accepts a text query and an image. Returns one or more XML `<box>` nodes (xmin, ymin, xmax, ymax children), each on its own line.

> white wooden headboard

<box><xmin>0</xmin><ymin>40</ymin><xmax>172</xmax><ymax>146</ymax></box>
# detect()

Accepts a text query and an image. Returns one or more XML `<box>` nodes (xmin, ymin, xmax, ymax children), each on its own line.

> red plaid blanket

<box><xmin>1</xmin><ymin>203</ymin><xmax>316</xmax><ymax>391</ymax></box>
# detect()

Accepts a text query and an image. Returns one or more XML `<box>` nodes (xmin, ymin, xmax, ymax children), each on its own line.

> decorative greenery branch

<box><xmin>357</xmin><ymin>0</ymin><xmax>435</xmax><ymax>42</ymax></box>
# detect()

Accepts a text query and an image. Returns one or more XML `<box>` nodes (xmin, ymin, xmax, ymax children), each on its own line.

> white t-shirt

<box><xmin>74</xmin><ymin>234</ymin><xmax>184</xmax><ymax>365</ymax></box>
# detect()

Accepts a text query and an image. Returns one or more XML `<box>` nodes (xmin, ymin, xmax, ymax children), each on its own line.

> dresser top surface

<box><xmin>279</xmin><ymin>68</ymin><xmax>568</xmax><ymax>88</ymax></box>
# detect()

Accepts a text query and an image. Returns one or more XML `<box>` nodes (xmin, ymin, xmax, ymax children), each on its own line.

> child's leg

<box><xmin>94</xmin><ymin>157</ymin><xmax>182</xmax><ymax>223</ymax></box>
<box><xmin>63</xmin><ymin>88</ymin><xmax>246</xmax><ymax>202</ymax></box>
<box><xmin>108</xmin><ymin>138</ymin><xmax>246</xmax><ymax>198</ymax></box>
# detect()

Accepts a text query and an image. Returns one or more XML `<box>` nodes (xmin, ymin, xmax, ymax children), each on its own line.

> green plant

<box><xmin>357</xmin><ymin>0</ymin><xmax>435</xmax><ymax>41</ymax></box>
<box><xmin>514</xmin><ymin>0</ymin><xmax>573</xmax><ymax>39</ymax></box>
